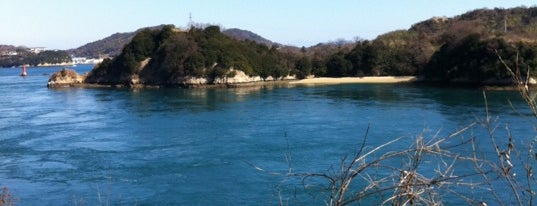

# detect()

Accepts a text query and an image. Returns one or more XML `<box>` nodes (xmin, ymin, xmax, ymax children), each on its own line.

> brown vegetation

<box><xmin>260</xmin><ymin>116</ymin><xmax>535</xmax><ymax>205</ymax></box>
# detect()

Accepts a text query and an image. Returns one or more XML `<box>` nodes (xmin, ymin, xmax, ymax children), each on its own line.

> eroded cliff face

<box><xmin>187</xmin><ymin>69</ymin><xmax>296</xmax><ymax>85</ymax></box>
<box><xmin>213</xmin><ymin>69</ymin><xmax>262</xmax><ymax>84</ymax></box>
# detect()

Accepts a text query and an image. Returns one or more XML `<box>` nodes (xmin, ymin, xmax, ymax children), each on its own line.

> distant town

<box><xmin>0</xmin><ymin>46</ymin><xmax>47</xmax><ymax>56</ymax></box>
<box><xmin>0</xmin><ymin>46</ymin><xmax>104</xmax><ymax>67</ymax></box>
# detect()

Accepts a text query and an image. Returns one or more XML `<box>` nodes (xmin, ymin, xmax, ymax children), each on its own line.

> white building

<box><xmin>28</xmin><ymin>47</ymin><xmax>46</xmax><ymax>54</ymax></box>
<box><xmin>72</xmin><ymin>56</ymin><xmax>104</xmax><ymax>65</ymax></box>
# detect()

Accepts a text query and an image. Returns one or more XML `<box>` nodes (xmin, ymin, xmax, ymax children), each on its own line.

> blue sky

<box><xmin>1</xmin><ymin>0</ymin><xmax>536</xmax><ymax>50</ymax></box>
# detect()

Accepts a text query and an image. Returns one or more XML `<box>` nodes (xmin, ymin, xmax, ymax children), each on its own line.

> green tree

<box><xmin>326</xmin><ymin>53</ymin><xmax>352</xmax><ymax>77</ymax></box>
<box><xmin>311</xmin><ymin>58</ymin><xmax>327</xmax><ymax>77</ymax></box>
<box><xmin>424</xmin><ymin>34</ymin><xmax>532</xmax><ymax>83</ymax></box>
<box><xmin>295</xmin><ymin>57</ymin><xmax>312</xmax><ymax>79</ymax></box>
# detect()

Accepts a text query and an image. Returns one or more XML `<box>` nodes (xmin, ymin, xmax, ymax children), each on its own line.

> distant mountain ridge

<box><xmin>67</xmin><ymin>32</ymin><xmax>133</xmax><ymax>58</ymax></box>
<box><xmin>67</xmin><ymin>25</ymin><xmax>168</xmax><ymax>58</ymax></box>
<box><xmin>68</xmin><ymin>26</ymin><xmax>277</xmax><ymax>58</ymax></box>
<box><xmin>222</xmin><ymin>28</ymin><xmax>275</xmax><ymax>46</ymax></box>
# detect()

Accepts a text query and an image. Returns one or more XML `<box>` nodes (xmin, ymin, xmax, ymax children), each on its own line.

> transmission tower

<box><xmin>188</xmin><ymin>12</ymin><xmax>193</xmax><ymax>28</ymax></box>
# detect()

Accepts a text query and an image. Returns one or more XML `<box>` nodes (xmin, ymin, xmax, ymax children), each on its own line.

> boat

<box><xmin>20</xmin><ymin>66</ymin><xmax>27</xmax><ymax>76</ymax></box>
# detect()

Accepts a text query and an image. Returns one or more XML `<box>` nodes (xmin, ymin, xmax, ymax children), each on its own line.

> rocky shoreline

<box><xmin>47</xmin><ymin>69</ymin><xmax>421</xmax><ymax>89</ymax></box>
<box><xmin>47</xmin><ymin>68</ymin><xmax>86</xmax><ymax>88</ymax></box>
<box><xmin>47</xmin><ymin>68</ymin><xmax>296</xmax><ymax>89</ymax></box>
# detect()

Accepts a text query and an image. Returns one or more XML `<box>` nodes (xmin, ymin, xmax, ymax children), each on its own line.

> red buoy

<box><xmin>21</xmin><ymin>66</ymin><xmax>27</xmax><ymax>76</ymax></box>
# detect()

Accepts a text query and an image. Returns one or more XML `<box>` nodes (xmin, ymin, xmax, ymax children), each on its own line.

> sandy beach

<box><xmin>289</xmin><ymin>76</ymin><xmax>418</xmax><ymax>85</ymax></box>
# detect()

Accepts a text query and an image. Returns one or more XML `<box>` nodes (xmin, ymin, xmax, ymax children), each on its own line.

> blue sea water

<box><xmin>0</xmin><ymin>65</ymin><xmax>535</xmax><ymax>205</ymax></box>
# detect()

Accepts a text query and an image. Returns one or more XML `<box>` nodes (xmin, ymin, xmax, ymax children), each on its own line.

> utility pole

<box><xmin>188</xmin><ymin>12</ymin><xmax>193</xmax><ymax>28</ymax></box>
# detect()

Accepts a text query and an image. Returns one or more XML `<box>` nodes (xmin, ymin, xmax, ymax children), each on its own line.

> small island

<box><xmin>48</xmin><ymin>25</ymin><xmax>301</xmax><ymax>88</ymax></box>
<box><xmin>49</xmin><ymin>7</ymin><xmax>537</xmax><ymax>88</ymax></box>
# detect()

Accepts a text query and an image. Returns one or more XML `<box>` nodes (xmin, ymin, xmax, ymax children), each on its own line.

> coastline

<box><xmin>48</xmin><ymin>73</ymin><xmax>533</xmax><ymax>91</ymax></box>
<box><xmin>48</xmin><ymin>80</ymin><xmax>296</xmax><ymax>89</ymax></box>
<box><xmin>289</xmin><ymin>76</ymin><xmax>419</xmax><ymax>85</ymax></box>
<box><xmin>47</xmin><ymin>71</ymin><xmax>422</xmax><ymax>89</ymax></box>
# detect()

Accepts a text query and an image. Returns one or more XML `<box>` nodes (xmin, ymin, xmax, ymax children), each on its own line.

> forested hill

<box><xmin>68</xmin><ymin>26</ymin><xmax>278</xmax><ymax>59</ymax></box>
<box><xmin>82</xmin><ymin>7</ymin><xmax>537</xmax><ymax>86</ymax></box>
<box><xmin>84</xmin><ymin>25</ymin><xmax>292</xmax><ymax>85</ymax></box>
<box><xmin>411</xmin><ymin>7</ymin><xmax>537</xmax><ymax>43</ymax></box>
<box><xmin>316</xmin><ymin>6</ymin><xmax>537</xmax><ymax>83</ymax></box>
